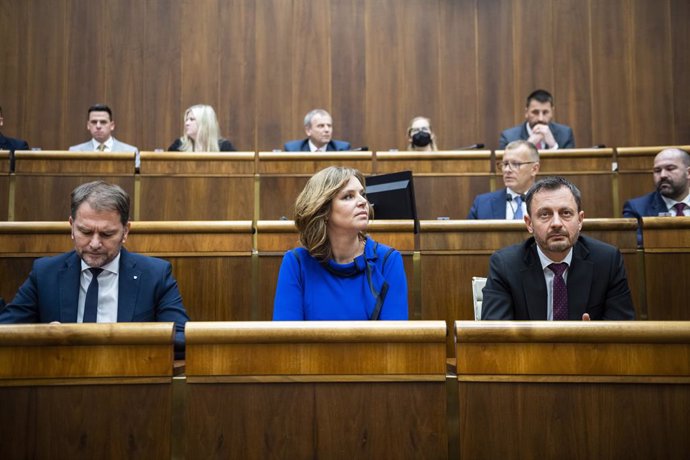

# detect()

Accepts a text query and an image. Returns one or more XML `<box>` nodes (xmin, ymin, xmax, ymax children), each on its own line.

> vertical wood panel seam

<box><xmin>627</xmin><ymin>0</ymin><xmax>637</xmax><ymax>145</ymax></box>
<box><xmin>473</xmin><ymin>0</ymin><xmax>480</xmax><ymax>138</ymax></box>
<box><xmin>666</xmin><ymin>0</ymin><xmax>676</xmax><ymax>143</ymax></box>
<box><xmin>587</xmin><ymin>0</ymin><xmax>595</xmax><ymax>144</ymax></box>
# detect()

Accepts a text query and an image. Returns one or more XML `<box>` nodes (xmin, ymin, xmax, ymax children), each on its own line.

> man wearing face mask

<box><xmin>498</xmin><ymin>89</ymin><xmax>575</xmax><ymax>150</ymax></box>
<box><xmin>407</xmin><ymin>116</ymin><xmax>437</xmax><ymax>151</ymax></box>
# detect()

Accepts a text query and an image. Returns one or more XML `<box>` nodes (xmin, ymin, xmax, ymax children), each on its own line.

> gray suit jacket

<box><xmin>69</xmin><ymin>137</ymin><xmax>138</xmax><ymax>153</ymax></box>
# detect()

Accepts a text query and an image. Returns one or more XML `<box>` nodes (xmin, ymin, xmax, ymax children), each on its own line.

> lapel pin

<box><xmin>133</xmin><ymin>275</ymin><xmax>138</xmax><ymax>280</ymax></box>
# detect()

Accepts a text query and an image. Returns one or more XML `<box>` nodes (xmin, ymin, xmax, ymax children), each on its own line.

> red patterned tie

<box><xmin>673</xmin><ymin>203</ymin><xmax>687</xmax><ymax>216</ymax></box>
<box><xmin>549</xmin><ymin>263</ymin><xmax>569</xmax><ymax>320</ymax></box>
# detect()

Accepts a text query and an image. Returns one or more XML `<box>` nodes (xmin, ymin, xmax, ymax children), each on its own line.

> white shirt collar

<box><xmin>308</xmin><ymin>139</ymin><xmax>326</xmax><ymax>152</ymax></box>
<box><xmin>80</xmin><ymin>251</ymin><xmax>121</xmax><ymax>275</ymax></box>
<box><xmin>535</xmin><ymin>244</ymin><xmax>573</xmax><ymax>270</ymax></box>
<box><xmin>92</xmin><ymin>137</ymin><xmax>114</xmax><ymax>151</ymax></box>
<box><xmin>660</xmin><ymin>193</ymin><xmax>690</xmax><ymax>212</ymax></box>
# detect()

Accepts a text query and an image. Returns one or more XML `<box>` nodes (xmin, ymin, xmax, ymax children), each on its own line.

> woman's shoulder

<box><xmin>168</xmin><ymin>138</ymin><xmax>182</xmax><ymax>151</ymax></box>
<box><xmin>366</xmin><ymin>237</ymin><xmax>399</xmax><ymax>259</ymax></box>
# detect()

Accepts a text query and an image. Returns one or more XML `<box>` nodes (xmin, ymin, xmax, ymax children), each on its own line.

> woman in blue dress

<box><xmin>273</xmin><ymin>166</ymin><xmax>408</xmax><ymax>320</ymax></box>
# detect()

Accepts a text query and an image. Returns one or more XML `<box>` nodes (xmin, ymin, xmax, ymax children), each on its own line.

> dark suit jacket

<box><xmin>167</xmin><ymin>138</ymin><xmax>236</xmax><ymax>151</ymax></box>
<box><xmin>481</xmin><ymin>235</ymin><xmax>635</xmax><ymax>320</ymax></box>
<box><xmin>622</xmin><ymin>191</ymin><xmax>669</xmax><ymax>245</ymax></box>
<box><xmin>0</xmin><ymin>132</ymin><xmax>29</xmax><ymax>151</ymax></box>
<box><xmin>0</xmin><ymin>248</ymin><xmax>190</xmax><ymax>354</ymax></box>
<box><xmin>622</xmin><ymin>191</ymin><xmax>668</xmax><ymax>219</ymax></box>
<box><xmin>498</xmin><ymin>122</ymin><xmax>575</xmax><ymax>149</ymax></box>
<box><xmin>467</xmin><ymin>189</ymin><xmax>509</xmax><ymax>219</ymax></box>
<box><xmin>282</xmin><ymin>139</ymin><xmax>352</xmax><ymax>152</ymax></box>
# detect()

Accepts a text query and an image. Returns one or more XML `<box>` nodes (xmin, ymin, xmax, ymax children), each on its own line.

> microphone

<box><xmin>350</xmin><ymin>146</ymin><xmax>369</xmax><ymax>151</ymax></box>
<box><xmin>455</xmin><ymin>143</ymin><xmax>485</xmax><ymax>150</ymax></box>
<box><xmin>590</xmin><ymin>144</ymin><xmax>606</xmax><ymax>149</ymax></box>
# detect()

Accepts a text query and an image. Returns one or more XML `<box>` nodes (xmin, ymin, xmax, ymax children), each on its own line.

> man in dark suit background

<box><xmin>0</xmin><ymin>105</ymin><xmax>30</xmax><ymax>151</ymax></box>
<box><xmin>481</xmin><ymin>176</ymin><xmax>635</xmax><ymax>321</ymax></box>
<box><xmin>467</xmin><ymin>140</ymin><xmax>540</xmax><ymax>219</ymax></box>
<box><xmin>0</xmin><ymin>181</ymin><xmax>189</xmax><ymax>355</ymax></box>
<box><xmin>498</xmin><ymin>89</ymin><xmax>575</xmax><ymax>150</ymax></box>
<box><xmin>623</xmin><ymin>148</ymin><xmax>690</xmax><ymax>219</ymax></box>
<box><xmin>283</xmin><ymin>109</ymin><xmax>351</xmax><ymax>152</ymax></box>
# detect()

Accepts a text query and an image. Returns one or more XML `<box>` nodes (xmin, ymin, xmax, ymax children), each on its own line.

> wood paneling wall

<box><xmin>1</xmin><ymin>0</ymin><xmax>688</xmax><ymax>152</ymax></box>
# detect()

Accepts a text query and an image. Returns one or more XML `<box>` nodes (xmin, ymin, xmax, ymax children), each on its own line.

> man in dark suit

<box><xmin>482</xmin><ymin>176</ymin><xmax>635</xmax><ymax>321</ymax></box>
<box><xmin>498</xmin><ymin>89</ymin><xmax>575</xmax><ymax>150</ymax></box>
<box><xmin>0</xmin><ymin>105</ymin><xmax>30</xmax><ymax>151</ymax></box>
<box><xmin>623</xmin><ymin>148</ymin><xmax>690</xmax><ymax>219</ymax></box>
<box><xmin>0</xmin><ymin>181</ymin><xmax>189</xmax><ymax>355</ymax></box>
<box><xmin>283</xmin><ymin>109</ymin><xmax>351</xmax><ymax>151</ymax></box>
<box><xmin>467</xmin><ymin>140</ymin><xmax>540</xmax><ymax>219</ymax></box>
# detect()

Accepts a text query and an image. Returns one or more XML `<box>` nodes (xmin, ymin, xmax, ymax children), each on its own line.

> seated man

<box><xmin>623</xmin><ymin>148</ymin><xmax>690</xmax><ymax>218</ymax></box>
<box><xmin>482</xmin><ymin>176</ymin><xmax>635</xmax><ymax>320</ymax></box>
<box><xmin>499</xmin><ymin>89</ymin><xmax>575</xmax><ymax>150</ymax></box>
<box><xmin>283</xmin><ymin>109</ymin><xmax>351</xmax><ymax>152</ymax></box>
<box><xmin>69</xmin><ymin>103</ymin><xmax>138</xmax><ymax>154</ymax></box>
<box><xmin>467</xmin><ymin>140</ymin><xmax>539</xmax><ymax>219</ymax></box>
<box><xmin>0</xmin><ymin>181</ymin><xmax>189</xmax><ymax>356</ymax></box>
<box><xmin>0</xmin><ymin>105</ymin><xmax>30</xmax><ymax>151</ymax></box>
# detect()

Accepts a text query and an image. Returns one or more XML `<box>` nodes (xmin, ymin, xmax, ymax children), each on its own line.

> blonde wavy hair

<box><xmin>294</xmin><ymin>166</ymin><xmax>371</xmax><ymax>261</ymax></box>
<box><xmin>178</xmin><ymin>104</ymin><xmax>223</xmax><ymax>152</ymax></box>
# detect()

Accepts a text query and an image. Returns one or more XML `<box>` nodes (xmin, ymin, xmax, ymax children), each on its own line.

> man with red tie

<box><xmin>481</xmin><ymin>176</ymin><xmax>635</xmax><ymax>321</ymax></box>
<box><xmin>498</xmin><ymin>89</ymin><xmax>575</xmax><ymax>150</ymax></box>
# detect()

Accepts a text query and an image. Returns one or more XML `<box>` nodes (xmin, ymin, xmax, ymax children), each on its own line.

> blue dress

<box><xmin>273</xmin><ymin>237</ymin><xmax>408</xmax><ymax>320</ymax></box>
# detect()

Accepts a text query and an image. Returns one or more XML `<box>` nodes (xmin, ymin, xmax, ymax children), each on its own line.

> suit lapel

<box><xmin>652</xmin><ymin>192</ymin><xmax>668</xmax><ymax>215</ymax></box>
<box><xmin>522</xmin><ymin>242</ymin><xmax>548</xmax><ymax>320</ymax></box>
<box><xmin>491</xmin><ymin>190</ymin><xmax>508</xmax><ymax>219</ymax></box>
<box><xmin>567</xmin><ymin>239</ymin><xmax>592</xmax><ymax>320</ymax></box>
<box><xmin>117</xmin><ymin>249</ymin><xmax>142</xmax><ymax>322</ymax></box>
<box><xmin>59</xmin><ymin>252</ymin><xmax>81</xmax><ymax>322</ymax></box>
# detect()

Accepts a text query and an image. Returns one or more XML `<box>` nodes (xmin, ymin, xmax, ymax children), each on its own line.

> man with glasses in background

<box><xmin>467</xmin><ymin>140</ymin><xmax>540</xmax><ymax>219</ymax></box>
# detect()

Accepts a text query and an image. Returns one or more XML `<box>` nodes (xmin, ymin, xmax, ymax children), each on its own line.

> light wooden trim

<box><xmin>374</xmin><ymin>150</ymin><xmax>492</xmax><ymax>160</ymax></box>
<box><xmin>129</xmin><ymin>220</ymin><xmax>254</xmax><ymax>234</ymax></box>
<box><xmin>186</xmin><ymin>321</ymin><xmax>447</xmax><ymax>378</ymax></box>
<box><xmin>455</xmin><ymin>321</ymin><xmax>690</xmax><ymax>379</ymax></box>
<box><xmin>13</xmin><ymin>150</ymin><xmax>135</xmax><ymax>161</ymax></box>
<box><xmin>616</xmin><ymin>145</ymin><xmax>690</xmax><ymax>156</ymax></box>
<box><xmin>495</xmin><ymin>148</ymin><xmax>615</xmax><ymax>157</ymax></box>
<box><xmin>258</xmin><ymin>151</ymin><xmax>373</xmax><ymax>161</ymax></box>
<box><xmin>0</xmin><ymin>323</ymin><xmax>175</xmax><ymax>382</ymax></box>
<box><xmin>139</xmin><ymin>151</ymin><xmax>255</xmax><ymax>161</ymax></box>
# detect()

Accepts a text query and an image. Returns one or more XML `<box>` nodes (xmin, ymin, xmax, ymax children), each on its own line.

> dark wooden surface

<box><xmin>2</xmin><ymin>1</ymin><xmax>689</xmax><ymax>152</ymax></box>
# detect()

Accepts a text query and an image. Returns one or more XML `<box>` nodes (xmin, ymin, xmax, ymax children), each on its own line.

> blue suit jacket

<box><xmin>0</xmin><ymin>248</ymin><xmax>189</xmax><ymax>354</ymax></box>
<box><xmin>622</xmin><ymin>191</ymin><xmax>668</xmax><ymax>219</ymax></box>
<box><xmin>498</xmin><ymin>122</ymin><xmax>575</xmax><ymax>149</ymax></box>
<box><xmin>467</xmin><ymin>189</ymin><xmax>509</xmax><ymax>219</ymax></box>
<box><xmin>622</xmin><ymin>191</ymin><xmax>668</xmax><ymax>246</ymax></box>
<box><xmin>283</xmin><ymin>139</ymin><xmax>352</xmax><ymax>152</ymax></box>
<box><xmin>482</xmin><ymin>236</ymin><xmax>635</xmax><ymax>320</ymax></box>
<box><xmin>0</xmin><ymin>133</ymin><xmax>29</xmax><ymax>151</ymax></box>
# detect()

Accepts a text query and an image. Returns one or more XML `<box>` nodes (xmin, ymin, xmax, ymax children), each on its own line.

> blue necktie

<box><xmin>513</xmin><ymin>196</ymin><xmax>523</xmax><ymax>219</ymax></box>
<box><xmin>549</xmin><ymin>263</ymin><xmax>569</xmax><ymax>320</ymax></box>
<box><xmin>83</xmin><ymin>268</ymin><xmax>104</xmax><ymax>323</ymax></box>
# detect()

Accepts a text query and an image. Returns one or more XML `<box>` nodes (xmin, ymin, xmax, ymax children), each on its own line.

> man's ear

<box><xmin>524</xmin><ymin>214</ymin><xmax>534</xmax><ymax>233</ymax></box>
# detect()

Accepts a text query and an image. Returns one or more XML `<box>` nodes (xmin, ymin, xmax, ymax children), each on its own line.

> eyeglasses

<box><xmin>409</xmin><ymin>127</ymin><xmax>431</xmax><ymax>135</ymax></box>
<box><xmin>497</xmin><ymin>161</ymin><xmax>537</xmax><ymax>171</ymax></box>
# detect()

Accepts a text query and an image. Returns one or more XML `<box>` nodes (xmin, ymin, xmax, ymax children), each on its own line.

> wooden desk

<box><xmin>497</xmin><ymin>148</ymin><xmax>616</xmax><ymax>217</ymax></box>
<box><xmin>420</xmin><ymin>219</ymin><xmax>642</xmax><ymax>354</ymax></box>
<box><xmin>185</xmin><ymin>321</ymin><xmax>448</xmax><ymax>459</ymax></box>
<box><xmin>641</xmin><ymin>216</ymin><xmax>690</xmax><ymax>320</ymax></box>
<box><xmin>255</xmin><ymin>220</ymin><xmax>417</xmax><ymax>321</ymax></box>
<box><xmin>11</xmin><ymin>151</ymin><xmax>136</xmax><ymax>221</ymax></box>
<box><xmin>0</xmin><ymin>323</ymin><xmax>175</xmax><ymax>459</ymax></box>
<box><xmin>374</xmin><ymin>150</ymin><xmax>493</xmax><ymax>220</ymax></box>
<box><xmin>455</xmin><ymin>321</ymin><xmax>690</xmax><ymax>459</ymax></box>
<box><xmin>137</xmin><ymin>152</ymin><xmax>255</xmax><ymax>221</ymax></box>
<box><xmin>257</xmin><ymin>152</ymin><xmax>374</xmax><ymax>220</ymax></box>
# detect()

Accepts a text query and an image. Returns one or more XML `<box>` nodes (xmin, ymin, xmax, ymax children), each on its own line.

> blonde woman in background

<box><xmin>168</xmin><ymin>104</ymin><xmax>236</xmax><ymax>151</ymax></box>
<box><xmin>407</xmin><ymin>116</ymin><xmax>437</xmax><ymax>151</ymax></box>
